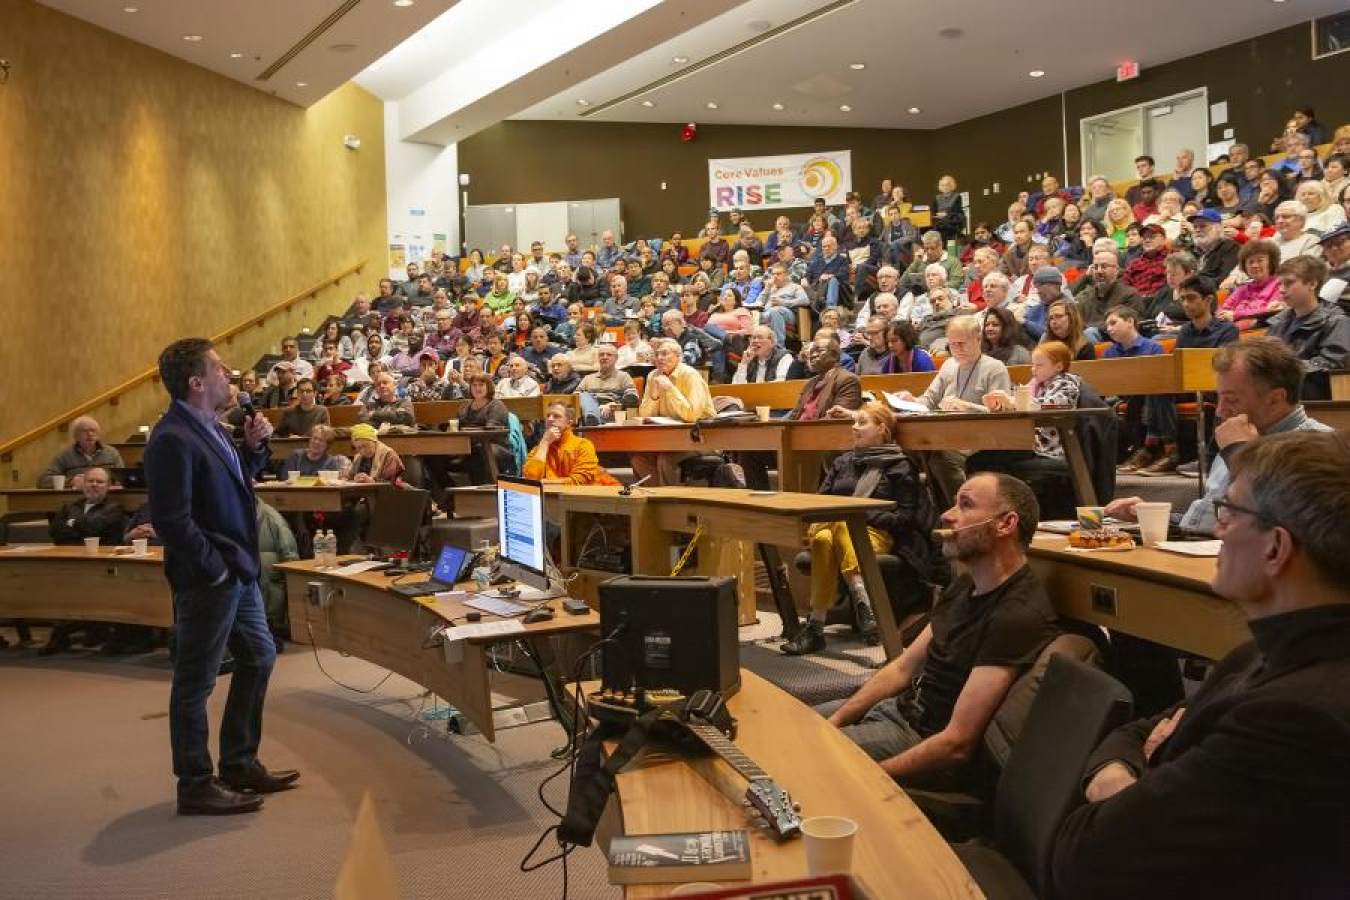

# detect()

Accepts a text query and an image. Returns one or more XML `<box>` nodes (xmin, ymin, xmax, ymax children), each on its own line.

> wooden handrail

<box><xmin>0</xmin><ymin>259</ymin><xmax>367</xmax><ymax>460</ymax></box>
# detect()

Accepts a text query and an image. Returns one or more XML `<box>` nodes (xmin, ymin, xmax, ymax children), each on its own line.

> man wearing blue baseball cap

<box><xmin>1187</xmin><ymin>208</ymin><xmax>1240</xmax><ymax>286</ymax></box>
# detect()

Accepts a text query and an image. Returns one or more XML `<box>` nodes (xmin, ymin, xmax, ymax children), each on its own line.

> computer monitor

<box><xmin>363</xmin><ymin>486</ymin><xmax>430</xmax><ymax>558</ymax></box>
<box><xmin>495</xmin><ymin>476</ymin><xmax>558</xmax><ymax>600</ymax></box>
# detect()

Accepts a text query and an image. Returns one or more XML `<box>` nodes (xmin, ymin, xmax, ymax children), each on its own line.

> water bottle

<box><xmin>325</xmin><ymin>530</ymin><xmax>338</xmax><ymax>567</ymax></box>
<box><xmin>317</xmin><ymin>530</ymin><xmax>333</xmax><ymax>568</ymax></box>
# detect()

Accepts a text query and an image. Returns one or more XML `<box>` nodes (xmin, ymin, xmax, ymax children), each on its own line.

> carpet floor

<box><xmin>0</xmin><ymin>616</ymin><xmax>874</xmax><ymax>900</ymax></box>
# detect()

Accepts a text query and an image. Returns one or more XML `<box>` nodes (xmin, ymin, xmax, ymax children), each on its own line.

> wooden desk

<box><xmin>551</xmin><ymin>486</ymin><xmax>906</xmax><ymax>658</ymax></box>
<box><xmin>254</xmin><ymin>482</ymin><xmax>382</xmax><ymax>513</ymax></box>
<box><xmin>0</xmin><ymin>546</ymin><xmax>172</xmax><ymax>627</ymax></box>
<box><xmin>280</xmin><ymin>559</ymin><xmax>600</xmax><ymax>741</ymax></box>
<box><xmin>1331</xmin><ymin>371</ymin><xmax>1350</xmax><ymax>402</ymax></box>
<box><xmin>1304</xmin><ymin>400</ymin><xmax>1350</xmax><ymax>431</ymax></box>
<box><xmin>115</xmin><ymin>427</ymin><xmax>510</xmax><ymax>466</ymax></box>
<box><xmin>609</xmin><ymin>670</ymin><xmax>981</xmax><ymax>899</ymax></box>
<box><xmin>581</xmin><ymin>421</ymin><xmax>794</xmax><ymax>479</ymax></box>
<box><xmin>1028</xmin><ymin>533</ymin><xmax>1248</xmax><ymax>660</ymax></box>
<box><xmin>1</xmin><ymin>487</ymin><xmax>147</xmax><ymax>517</ymax></box>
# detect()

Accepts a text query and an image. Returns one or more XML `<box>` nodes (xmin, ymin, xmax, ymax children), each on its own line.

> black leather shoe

<box><xmin>220</xmin><ymin>761</ymin><xmax>300</xmax><ymax>794</ymax></box>
<box><xmin>854</xmin><ymin>602</ymin><xmax>879</xmax><ymax>646</ymax></box>
<box><xmin>781</xmin><ymin>621</ymin><xmax>826</xmax><ymax>656</ymax></box>
<box><xmin>177</xmin><ymin>778</ymin><xmax>265</xmax><ymax>816</ymax></box>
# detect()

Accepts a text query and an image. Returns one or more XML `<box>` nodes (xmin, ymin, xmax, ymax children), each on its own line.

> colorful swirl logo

<box><xmin>798</xmin><ymin>157</ymin><xmax>842</xmax><ymax>198</ymax></box>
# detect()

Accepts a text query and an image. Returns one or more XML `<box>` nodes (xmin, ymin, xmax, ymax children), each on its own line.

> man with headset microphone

<box><xmin>815</xmin><ymin>473</ymin><xmax>1061</xmax><ymax>787</ymax></box>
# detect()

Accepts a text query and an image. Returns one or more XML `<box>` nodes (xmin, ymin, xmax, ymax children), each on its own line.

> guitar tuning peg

<box><xmin>792</xmin><ymin>803</ymin><xmax>802</xmax><ymax>812</ymax></box>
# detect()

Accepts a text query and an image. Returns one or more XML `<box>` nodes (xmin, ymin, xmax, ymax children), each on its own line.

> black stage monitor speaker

<box><xmin>598</xmin><ymin>575</ymin><xmax>740</xmax><ymax>699</ymax></box>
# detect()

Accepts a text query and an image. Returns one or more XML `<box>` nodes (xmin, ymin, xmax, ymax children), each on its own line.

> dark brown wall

<box><xmin>459</xmin><ymin>24</ymin><xmax>1347</xmax><ymax>240</ymax></box>
<box><xmin>1063</xmin><ymin>23</ymin><xmax>1349</xmax><ymax>184</ymax></box>
<box><xmin>929</xmin><ymin>95</ymin><xmax>1065</xmax><ymax>226</ymax></box>
<box><xmin>457</xmin><ymin>120</ymin><xmax>932</xmax><ymax>237</ymax></box>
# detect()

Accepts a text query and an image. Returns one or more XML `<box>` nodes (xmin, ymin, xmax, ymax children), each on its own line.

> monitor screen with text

<box><xmin>496</xmin><ymin>477</ymin><xmax>545</xmax><ymax>578</ymax></box>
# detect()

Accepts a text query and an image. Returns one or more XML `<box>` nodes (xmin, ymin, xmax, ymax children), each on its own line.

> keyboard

<box><xmin>463</xmin><ymin>593</ymin><xmax>532</xmax><ymax>617</ymax></box>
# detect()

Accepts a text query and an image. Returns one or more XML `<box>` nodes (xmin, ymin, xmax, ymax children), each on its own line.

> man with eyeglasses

<box><xmin>1077</xmin><ymin>249</ymin><xmax>1144</xmax><ymax>340</ymax></box>
<box><xmin>631</xmin><ymin>338</ymin><xmax>716</xmax><ymax>486</ymax></box>
<box><xmin>1106</xmin><ymin>338</ymin><xmax>1329</xmax><ymax>535</ymax></box>
<box><xmin>1052</xmin><ymin>430</ymin><xmax>1350</xmax><ymax>899</ymax></box>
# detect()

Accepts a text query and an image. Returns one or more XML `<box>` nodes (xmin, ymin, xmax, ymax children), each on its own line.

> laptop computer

<box><xmin>390</xmin><ymin>544</ymin><xmax>473</xmax><ymax>597</ymax></box>
<box><xmin>111</xmin><ymin>467</ymin><xmax>147</xmax><ymax>489</ymax></box>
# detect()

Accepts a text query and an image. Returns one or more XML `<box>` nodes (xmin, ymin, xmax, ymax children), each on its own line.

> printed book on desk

<box><xmin>651</xmin><ymin>872</ymin><xmax>878</xmax><ymax>899</ymax></box>
<box><xmin>607</xmin><ymin>830</ymin><xmax>751</xmax><ymax>885</ymax></box>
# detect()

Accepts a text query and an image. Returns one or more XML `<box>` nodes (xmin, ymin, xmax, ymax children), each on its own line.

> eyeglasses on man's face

<box><xmin>1212</xmin><ymin>495</ymin><xmax>1273</xmax><ymax>527</ymax></box>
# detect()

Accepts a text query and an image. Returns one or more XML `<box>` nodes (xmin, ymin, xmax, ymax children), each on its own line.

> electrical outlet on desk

<box><xmin>1090</xmin><ymin>583</ymin><xmax>1117</xmax><ymax>617</ymax></box>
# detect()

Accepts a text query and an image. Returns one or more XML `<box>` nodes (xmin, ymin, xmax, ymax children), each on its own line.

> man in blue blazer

<box><xmin>146</xmin><ymin>338</ymin><xmax>298</xmax><ymax>816</ymax></box>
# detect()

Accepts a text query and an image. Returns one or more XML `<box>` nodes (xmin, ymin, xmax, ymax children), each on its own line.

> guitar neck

<box><xmin>686</xmin><ymin>722</ymin><xmax>769</xmax><ymax>783</ymax></box>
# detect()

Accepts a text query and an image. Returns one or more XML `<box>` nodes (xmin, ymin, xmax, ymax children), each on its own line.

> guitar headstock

<box><xmin>744</xmin><ymin>779</ymin><xmax>801</xmax><ymax>840</ymax></box>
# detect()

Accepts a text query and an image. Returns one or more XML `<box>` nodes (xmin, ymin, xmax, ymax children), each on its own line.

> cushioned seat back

<box><xmin>983</xmin><ymin>633</ymin><xmax>1102</xmax><ymax>768</ymax></box>
<box><xmin>993</xmin><ymin>654</ymin><xmax>1133</xmax><ymax>898</ymax></box>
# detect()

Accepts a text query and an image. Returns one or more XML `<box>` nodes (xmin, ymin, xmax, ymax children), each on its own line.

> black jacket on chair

<box><xmin>1052</xmin><ymin>604</ymin><xmax>1350</xmax><ymax>899</ymax></box>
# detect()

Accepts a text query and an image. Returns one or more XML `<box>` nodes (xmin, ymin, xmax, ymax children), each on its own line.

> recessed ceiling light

<box><xmin>640</xmin><ymin>100</ymin><xmax>655</xmax><ymax>108</ymax></box>
<box><xmin>296</xmin><ymin>82</ymin><xmax>308</xmax><ymax>87</ymax></box>
<box><xmin>849</xmin><ymin>62</ymin><xmax>866</xmax><ymax>70</ymax></box>
<box><xmin>672</xmin><ymin>56</ymin><xmax>689</xmax><ymax>64</ymax></box>
<box><xmin>908</xmin><ymin>107</ymin><xmax>921</xmax><ymax>114</ymax></box>
<box><xmin>123</xmin><ymin>6</ymin><xmax>138</xmax><ymax>12</ymax></box>
<box><xmin>393</xmin><ymin>0</ymin><xmax>415</xmax><ymax>6</ymax></box>
<box><xmin>839</xmin><ymin>104</ymin><xmax>852</xmax><ymax>112</ymax></box>
<box><xmin>182</xmin><ymin>34</ymin><xmax>203</xmax><ymax>42</ymax></box>
<box><xmin>1029</xmin><ymin>69</ymin><xmax>1045</xmax><ymax>78</ymax></box>
<box><xmin>575</xmin><ymin>99</ymin><xmax>589</xmax><ymax>106</ymax></box>
<box><xmin>706</xmin><ymin>101</ymin><xmax>719</xmax><ymax>110</ymax></box>
<box><xmin>229</xmin><ymin>52</ymin><xmax>243</xmax><ymax>59</ymax></box>
<box><xmin>771</xmin><ymin>102</ymin><xmax>785</xmax><ymax>111</ymax></box>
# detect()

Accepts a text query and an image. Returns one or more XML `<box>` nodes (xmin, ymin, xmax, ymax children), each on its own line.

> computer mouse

<box><xmin>522</xmin><ymin>607</ymin><xmax>555</xmax><ymax>625</ymax></box>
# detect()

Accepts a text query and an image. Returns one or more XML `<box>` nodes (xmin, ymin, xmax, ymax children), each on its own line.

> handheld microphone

<box><xmin>238</xmin><ymin>392</ymin><xmax>258</xmax><ymax>422</ymax></box>
<box><xmin>932</xmin><ymin>517</ymin><xmax>998</xmax><ymax>540</ymax></box>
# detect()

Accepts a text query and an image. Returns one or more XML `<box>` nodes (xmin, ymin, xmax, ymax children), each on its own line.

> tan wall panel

<box><xmin>0</xmin><ymin>0</ymin><xmax>387</xmax><ymax>490</ymax></box>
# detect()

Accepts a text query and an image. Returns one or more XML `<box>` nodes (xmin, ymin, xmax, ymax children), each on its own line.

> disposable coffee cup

<box><xmin>83</xmin><ymin>537</ymin><xmax>99</xmax><ymax>554</ymax></box>
<box><xmin>1076</xmin><ymin>506</ymin><xmax>1105</xmax><ymax>531</ymax></box>
<box><xmin>50</xmin><ymin>475</ymin><xmax>66</xmax><ymax>490</ymax></box>
<box><xmin>446</xmin><ymin>420</ymin><xmax>460</xmax><ymax>432</ymax></box>
<box><xmin>1136</xmin><ymin>502</ymin><xmax>1171</xmax><ymax>546</ymax></box>
<box><xmin>756</xmin><ymin>405</ymin><xmax>772</xmax><ymax>422</ymax></box>
<box><xmin>286</xmin><ymin>469</ymin><xmax>301</xmax><ymax>483</ymax></box>
<box><xmin>319</xmin><ymin>469</ymin><xmax>340</xmax><ymax>485</ymax></box>
<box><xmin>802</xmin><ymin>815</ymin><xmax>857</xmax><ymax>875</ymax></box>
<box><xmin>132</xmin><ymin>538</ymin><xmax>149</xmax><ymax>556</ymax></box>
<box><xmin>612</xmin><ymin>409</ymin><xmax>627</xmax><ymax>425</ymax></box>
<box><xmin>1014</xmin><ymin>384</ymin><xmax>1033</xmax><ymax>412</ymax></box>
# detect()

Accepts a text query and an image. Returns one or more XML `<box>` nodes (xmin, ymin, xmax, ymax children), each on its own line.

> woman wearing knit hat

<box><xmin>348</xmin><ymin>423</ymin><xmax>405</xmax><ymax>484</ymax></box>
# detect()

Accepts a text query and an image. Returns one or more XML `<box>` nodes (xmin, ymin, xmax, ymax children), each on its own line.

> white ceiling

<box><xmin>37</xmin><ymin>0</ymin><xmax>455</xmax><ymax>106</ymax></box>
<box><xmin>513</xmin><ymin>0</ymin><xmax>1350</xmax><ymax>130</ymax></box>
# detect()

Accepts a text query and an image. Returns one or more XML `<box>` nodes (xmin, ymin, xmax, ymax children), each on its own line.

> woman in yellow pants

<box><xmin>783</xmin><ymin>402</ymin><xmax>928</xmax><ymax>656</ymax></box>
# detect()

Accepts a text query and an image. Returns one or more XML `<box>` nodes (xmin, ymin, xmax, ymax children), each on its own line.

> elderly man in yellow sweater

<box><xmin>631</xmin><ymin>337</ymin><xmax>716</xmax><ymax>486</ymax></box>
<box><xmin>522</xmin><ymin>402</ymin><xmax>618</xmax><ymax>486</ymax></box>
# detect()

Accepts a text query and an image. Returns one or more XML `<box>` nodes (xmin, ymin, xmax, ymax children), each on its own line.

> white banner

<box><xmin>708</xmin><ymin>150</ymin><xmax>852</xmax><ymax>212</ymax></box>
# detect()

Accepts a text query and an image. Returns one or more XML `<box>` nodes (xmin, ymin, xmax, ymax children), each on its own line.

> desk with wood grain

<box><xmin>605</xmin><ymin>670</ymin><xmax>982</xmax><ymax>899</ymax></box>
<box><xmin>1028</xmin><ymin>532</ymin><xmax>1248</xmax><ymax>660</ymax></box>
<box><xmin>1</xmin><ymin>483</ymin><xmax>380</xmax><ymax>517</ymax></box>
<box><xmin>279</xmin><ymin>559</ymin><xmax>600</xmax><ymax>741</ymax></box>
<box><xmin>0</xmin><ymin>546</ymin><xmax>173</xmax><ymax>627</ymax></box>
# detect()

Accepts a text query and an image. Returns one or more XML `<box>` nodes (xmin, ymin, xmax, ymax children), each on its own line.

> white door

<box><xmin>1144</xmin><ymin>92</ymin><xmax>1208</xmax><ymax>177</ymax></box>
<box><xmin>1083</xmin><ymin>107</ymin><xmax>1145</xmax><ymax>182</ymax></box>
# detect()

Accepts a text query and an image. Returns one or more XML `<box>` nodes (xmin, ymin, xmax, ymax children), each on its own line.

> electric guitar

<box><xmin>683</xmin><ymin>719</ymin><xmax>802</xmax><ymax>840</ymax></box>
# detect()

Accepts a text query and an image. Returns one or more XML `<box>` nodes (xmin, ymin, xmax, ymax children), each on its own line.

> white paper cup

<box><xmin>755</xmin><ymin>405</ymin><xmax>772</xmax><ymax>422</ymax></box>
<box><xmin>84</xmin><ymin>537</ymin><xmax>100</xmax><ymax>554</ymax></box>
<box><xmin>669</xmin><ymin>884</ymin><xmax>722</xmax><ymax>896</ymax></box>
<box><xmin>132</xmin><ymin>538</ymin><xmax>149</xmax><ymax>556</ymax></box>
<box><xmin>612</xmin><ymin>410</ymin><xmax>627</xmax><ymax>425</ymax></box>
<box><xmin>319</xmin><ymin>469</ymin><xmax>340</xmax><ymax>485</ymax></box>
<box><xmin>1014</xmin><ymin>385</ymin><xmax>1033</xmax><ymax>412</ymax></box>
<box><xmin>50</xmin><ymin>475</ymin><xmax>66</xmax><ymax>490</ymax></box>
<box><xmin>286</xmin><ymin>469</ymin><xmax>301</xmax><ymax>483</ymax></box>
<box><xmin>1136</xmin><ymin>502</ymin><xmax>1171</xmax><ymax>546</ymax></box>
<box><xmin>446</xmin><ymin>420</ymin><xmax>460</xmax><ymax>432</ymax></box>
<box><xmin>802</xmin><ymin>815</ymin><xmax>857</xmax><ymax>875</ymax></box>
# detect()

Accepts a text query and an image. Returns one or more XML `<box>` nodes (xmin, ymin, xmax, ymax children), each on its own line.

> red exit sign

<box><xmin>1116</xmin><ymin>60</ymin><xmax>1140</xmax><ymax>82</ymax></box>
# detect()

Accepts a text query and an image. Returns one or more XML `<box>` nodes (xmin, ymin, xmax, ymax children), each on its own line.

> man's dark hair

<box><xmin>297</xmin><ymin>377</ymin><xmax>315</xmax><ymax>390</ymax></box>
<box><xmin>989</xmin><ymin>473</ymin><xmax>1040</xmax><ymax>548</ymax></box>
<box><xmin>1277</xmin><ymin>255</ymin><xmax>1328</xmax><ymax>287</ymax></box>
<box><xmin>1107</xmin><ymin>305</ymin><xmax>1140</xmax><ymax>324</ymax></box>
<box><xmin>1176</xmin><ymin>274</ymin><xmax>1216</xmax><ymax>300</ymax></box>
<box><xmin>1213</xmin><ymin>336</ymin><xmax>1304</xmax><ymax>404</ymax></box>
<box><xmin>159</xmin><ymin>338</ymin><xmax>214</xmax><ymax>402</ymax></box>
<box><xmin>1135</xmin><ymin>155</ymin><xmax>1155</xmax><ymax>166</ymax></box>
